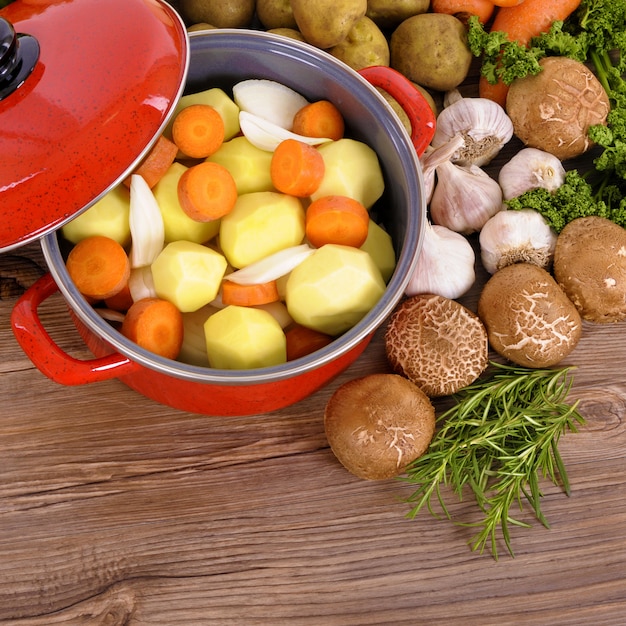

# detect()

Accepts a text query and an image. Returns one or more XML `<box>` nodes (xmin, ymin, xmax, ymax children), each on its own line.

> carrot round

<box><xmin>479</xmin><ymin>0</ymin><xmax>582</xmax><ymax>106</ymax></box>
<box><xmin>305</xmin><ymin>195</ymin><xmax>370</xmax><ymax>249</ymax></box>
<box><xmin>221</xmin><ymin>279</ymin><xmax>281</xmax><ymax>307</ymax></box>
<box><xmin>270</xmin><ymin>139</ymin><xmax>325</xmax><ymax>198</ymax></box>
<box><xmin>286</xmin><ymin>324</ymin><xmax>333</xmax><ymax>361</ymax></box>
<box><xmin>104</xmin><ymin>280</ymin><xmax>134</xmax><ymax>312</ymax></box>
<box><xmin>292</xmin><ymin>100</ymin><xmax>345</xmax><ymax>142</ymax></box>
<box><xmin>66</xmin><ymin>235</ymin><xmax>131</xmax><ymax>301</ymax></box>
<box><xmin>430</xmin><ymin>0</ymin><xmax>495</xmax><ymax>24</ymax></box>
<box><xmin>121</xmin><ymin>297</ymin><xmax>184</xmax><ymax>360</ymax></box>
<box><xmin>172</xmin><ymin>104</ymin><xmax>225</xmax><ymax>159</ymax></box>
<box><xmin>124</xmin><ymin>134</ymin><xmax>179</xmax><ymax>189</ymax></box>
<box><xmin>177</xmin><ymin>161</ymin><xmax>238</xmax><ymax>222</ymax></box>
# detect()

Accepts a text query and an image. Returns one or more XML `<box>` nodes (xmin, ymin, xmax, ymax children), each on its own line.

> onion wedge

<box><xmin>232</xmin><ymin>79</ymin><xmax>309</xmax><ymax>130</ymax></box>
<box><xmin>128</xmin><ymin>265</ymin><xmax>157</xmax><ymax>302</ymax></box>
<box><xmin>224</xmin><ymin>243</ymin><xmax>314</xmax><ymax>285</ymax></box>
<box><xmin>129</xmin><ymin>174</ymin><xmax>165</xmax><ymax>269</ymax></box>
<box><xmin>239</xmin><ymin>111</ymin><xmax>333</xmax><ymax>152</ymax></box>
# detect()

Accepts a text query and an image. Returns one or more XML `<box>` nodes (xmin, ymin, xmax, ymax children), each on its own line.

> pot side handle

<box><xmin>358</xmin><ymin>65</ymin><xmax>436</xmax><ymax>157</ymax></box>
<box><xmin>10</xmin><ymin>273</ymin><xmax>139</xmax><ymax>386</ymax></box>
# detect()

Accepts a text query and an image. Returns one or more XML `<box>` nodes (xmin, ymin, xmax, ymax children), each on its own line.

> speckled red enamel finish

<box><xmin>0</xmin><ymin>0</ymin><xmax>187</xmax><ymax>252</ymax></box>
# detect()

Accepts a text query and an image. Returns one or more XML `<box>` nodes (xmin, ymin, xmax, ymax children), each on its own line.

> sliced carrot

<box><xmin>121</xmin><ymin>297</ymin><xmax>184</xmax><ymax>360</ymax></box>
<box><xmin>221</xmin><ymin>279</ymin><xmax>280</xmax><ymax>307</ymax></box>
<box><xmin>123</xmin><ymin>135</ymin><xmax>178</xmax><ymax>189</ymax></box>
<box><xmin>177</xmin><ymin>161</ymin><xmax>238</xmax><ymax>222</ymax></box>
<box><xmin>292</xmin><ymin>100</ymin><xmax>345</xmax><ymax>142</ymax></box>
<box><xmin>305</xmin><ymin>195</ymin><xmax>370</xmax><ymax>249</ymax></box>
<box><xmin>285</xmin><ymin>324</ymin><xmax>333</xmax><ymax>361</ymax></box>
<box><xmin>479</xmin><ymin>0</ymin><xmax>582</xmax><ymax>106</ymax></box>
<box><xmin>172</xmin><ymin>104</ymin><xmax>225</xmax><ymax>159</ymax></box>
<box><xmin>66</xmin><ymin>235</ymin><xmax>131</xmax><ymax>300</ymax></box>
<box><xmin>431</xmin><ymin>0</ymin><xmax>495</xmax><ymax>24</ymax></box>
<box><xmin>270</xmin><ymin>139</ymin><xmax>325</xmax><ymax>198</ymax></box>
<box><xmin>104</xmin><ymin>280</ymin><xmax>134</xmax><ymax>312</ymax></box>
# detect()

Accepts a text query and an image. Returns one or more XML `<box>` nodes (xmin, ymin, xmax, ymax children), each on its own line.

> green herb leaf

<box><xmin>400</xmin><ymin>362</ymin><xmax>585</xmax><ymax>560</ymax></box>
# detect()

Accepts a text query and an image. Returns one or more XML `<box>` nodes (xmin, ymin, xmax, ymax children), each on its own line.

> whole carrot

<box><xmin>479</xmin><ymin>0</ymin><xmax>582</xmax><ymax>106</ymax></box>
<box><xmin>431</xmin><ymin>0</ymin><xmax>496</xmax><ymax>25</ymax></box>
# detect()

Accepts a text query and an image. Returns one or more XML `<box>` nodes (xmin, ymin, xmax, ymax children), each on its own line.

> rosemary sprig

<box><xmin>400</xmin><ymin>362</ymin><xmax>585</xmax><ymax>559</ymax></box>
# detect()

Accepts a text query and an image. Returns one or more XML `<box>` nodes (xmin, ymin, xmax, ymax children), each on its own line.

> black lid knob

<box><xmin>0</xmin><ymin>17</ymin><xmax>39</xmax><ymax>101</ymax></box>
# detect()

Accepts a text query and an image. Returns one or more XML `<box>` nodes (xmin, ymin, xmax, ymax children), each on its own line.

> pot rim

<box><xmin>41</xmin><ymin>28</ymin><xmax>427</xmax><ymax>386</ymax></box>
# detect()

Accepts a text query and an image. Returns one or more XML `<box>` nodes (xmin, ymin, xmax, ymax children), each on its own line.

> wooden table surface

<box><xmin>2</xmin><ymin>231</ymin><xmax>626</xmax><ymax>624</ymax></box>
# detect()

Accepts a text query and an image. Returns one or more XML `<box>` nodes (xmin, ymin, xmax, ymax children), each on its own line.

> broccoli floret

<box><xmin>506</xmin><ymin>170</ymin><xmax>626</xmax><ymax>233</ymax></box>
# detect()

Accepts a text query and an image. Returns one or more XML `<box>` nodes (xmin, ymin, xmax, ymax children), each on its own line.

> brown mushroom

<box><xmin>553</xmin><ymin>216</ymin><xmax>626</xmax><ymax>323</ymax></box>
<box><xmin>324</xmin><ymin>373</ymin><xmax>435</xmax><ymax>480</ymax></box>
<box><xmin>478</xmin><ymin>263</ymin><xmax>582</xmax><ymax>367</ymax></box>
<box><xmin>384</xmin><ymin>294</ymin><xmax>489</xmax><ymax>397</ymax></box>
<box><xmin>506</xmin><ymin>56</ymin><xmax>610</xmax><ymax>160</ymax></box>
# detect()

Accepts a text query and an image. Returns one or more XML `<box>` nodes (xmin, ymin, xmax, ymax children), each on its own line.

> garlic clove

<box><xmin>430</xmin><ymin>161</ymin><xmax>503</xmax><ymax>235</ymax></box>
<box><xmin>498</xmin><ymin>147</ymin><xmax>566</xmax><ymax>200</ymax></box>
<box><xmin>406</xmin><ymin>222</ymin><xmax>475</xmax><ymax>300</ymax></box>
<box><xmin>432</xmin><ymin>94</ymin><xmax>514</xmax><ymax>166</ymax></box>
<box><xmin>479</xmin><ymin>208</ymin><xmax>558</xmax><ymax>274</ymax></box>
<box><xmin>420</xmin><ymin>135</ymin><xmax>465</xmax><ymax>203</ymax></box>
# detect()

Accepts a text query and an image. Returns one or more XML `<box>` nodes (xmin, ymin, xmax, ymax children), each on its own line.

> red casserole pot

<box><xmin>10</xmin><ymin>28</ymin><xmax>435</xmax><ymax>416</ymax></box>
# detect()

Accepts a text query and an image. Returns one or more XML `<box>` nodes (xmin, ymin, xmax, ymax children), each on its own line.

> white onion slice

<box><xmin>224</xmin><ymin>243</ymin><xmax>314</xmax><ymax>285</ymax></box>
<box><xmin>129</xmin><ymin>174</ymin><xmax>165</xmax><ymax>269</ymax></box>
<box><xmin>239</xmin><ymin>111</ymin><xmax>332</xmax><ymax>152</ymax></box>
<box><xmin>128</xmin><ymin>266</ymin><xmax>157</xmax><ymax>302</ymax></box>
<box><xmin>232</xmin><ymin>79</ymin><xmax>309</xmax><ymax>130</ymax></box>
<box><xmin>252</xmin><ymin>301</ymin><xmax>293</xmax><ymax>329</ymax></box>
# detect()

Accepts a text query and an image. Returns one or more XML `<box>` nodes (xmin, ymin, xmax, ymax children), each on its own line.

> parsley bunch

<box><xmin>468</xmin><ymin>0</ymin><xmax>626</xmax><ymax>229</ymax></box>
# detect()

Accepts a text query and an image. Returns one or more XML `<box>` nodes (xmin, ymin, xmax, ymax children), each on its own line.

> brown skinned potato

<box><xmin>179</xmin><ymin>0</ymin><xmax>255</xmax><ymax>28</ymax></box>
<box><xmin>390</xmin><ymin>13</ymin><xmax>472</xmax><ymax>92</ymax></box>
<box><xmin>328</xmin><ymin>16</ymin><xmax>389</xmax><ymax>71</ymax></box>
<box><xmin>291</xmin><ymin>0</ymin><xmax>367</xmax><ymax>49</ymax></box>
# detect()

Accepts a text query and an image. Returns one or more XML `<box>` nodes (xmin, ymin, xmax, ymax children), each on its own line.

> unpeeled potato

<box><xmin>291</xmin><ymin>0</ymin><xmax>367</xmax><ymax>49</ymax></box>
<box><xmin>328</xmin><ymin>15</ymin><xmax>389</xmax><ymax>71</ymax></box>
<box><xmin>179</xmin><ymin>0</ymin><xmax>255</xmax><ymax>28</ymax></box>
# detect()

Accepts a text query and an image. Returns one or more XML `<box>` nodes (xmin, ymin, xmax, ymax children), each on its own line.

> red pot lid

<box><xmin>0</xmin><ymin>0</ymin><xmax>189</xmax><ymax>252</ymax></box>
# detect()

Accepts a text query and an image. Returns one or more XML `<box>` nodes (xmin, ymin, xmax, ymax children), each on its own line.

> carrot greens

<box><xmin>401</xmin><ymin>362</ymin><xmax>585</xmax><ymax>560</ymax></box>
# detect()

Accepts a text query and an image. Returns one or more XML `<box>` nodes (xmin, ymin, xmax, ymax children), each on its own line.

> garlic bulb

<box><xmin>406</xmin><ymin>221</ymin><xmax>475</xmax><ymax>299</ymax></box>
<box><xmin>432</xmin><ymin>91</ymin><xmax>514</xmax><ymax>166</ymax></box>
<box><xmin>498</xmin><ymin>147</ymin><xmax>566</xmax><ymax>200</ymax></box>
<box><xmin>479</xmin><ymin>209</ymin><xmax>557</xmax><ymax>274</ymax></box>
<box><xmin>430</xmin><ymin>161</ymin><xmax>503</xmax><ymax>234</ymax></box>
<box><xmin>420</xmin><ymin>134</ymin><xmax>465</xmax><ymax>204</ymax></box>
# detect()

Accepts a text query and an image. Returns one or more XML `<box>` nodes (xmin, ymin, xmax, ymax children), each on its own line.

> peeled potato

<box><xmin>204</xmin><ymin>305</ymin><xmax>287</xmax><ymax>369</ymax></box>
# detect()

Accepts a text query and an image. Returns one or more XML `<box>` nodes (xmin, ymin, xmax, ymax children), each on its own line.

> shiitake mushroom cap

<box><xmin>385</xmin><ymin>294</ymin><xmax>489</xmax><ymax>397</ymax></box>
